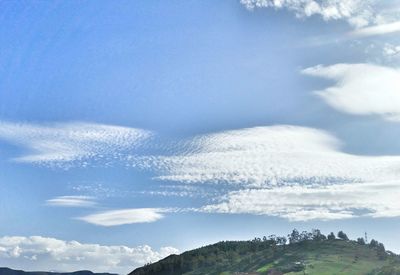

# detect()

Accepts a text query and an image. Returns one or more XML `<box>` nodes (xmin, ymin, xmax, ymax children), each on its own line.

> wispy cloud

<box><xmin>240</xmin><ymin>0</ymin><xmax>375</xmax><ymax>28</ymax></box>
<box><xmin>302</xmin><ymin>63</ymin><xmax>400</xmax><ymax>121</ymax></box>
<box><xmin>135</xmin><ymin>125</ymin><xmax>400</xmax><ymax>221</ymax></box>
<box><xmin>240</xmin><ymin>0</ymin><xmax>400</xmax><ymax>56</ymax></box>
<box><xmin>143</xmin><ymin>126</ymin><xmax>400</xmax><ymax>186</ymax></box>
<box><xmin>46</xmin><ymin>196</ymin><xmax>97</xmax><ymax>208</ymax></box>
<box><xmin>349</xmin><ymin>21</ymin><xmax>400</xmax><ymax>37</ymax></box>
<box><xmin>383</xmin><ymin>43</ymin><xmax>400</xmax><ymax>58</ymax></box>
<box><xmin>0</xmin><ymin>121</ymin><xmax>152</xmax><ymax>168</ymax></box>
<box><xmin>8</xmin><ymin>120</ymin><xmax>400</xmax><ymax>222</ymax></box>
<box><xmin>202</xmin><ymin>181</ymin><xmax>400</xmax><ymax>221</ymax></box>
<box><xmin>0</xmin><ymin>235</ymin><xmax>178</xmax><ymax>273</ymax></box>
<box><xmin>77</xmin><ymin>208</ymin><xmax>166</xmax><ymax>226</ymax></box>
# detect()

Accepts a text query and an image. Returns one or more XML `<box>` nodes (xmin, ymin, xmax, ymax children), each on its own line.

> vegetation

<box><xmin>129</xmin><ymin>229</ymin><xmax>399</xmax><ymax>275</ymax></box>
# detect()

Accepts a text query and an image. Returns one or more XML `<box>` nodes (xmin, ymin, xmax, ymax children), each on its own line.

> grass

<box><xmin>285</xmin><ymin>241</ymin><xmax>387</xmax><ymax>275</ymax></box>
<box><xmin>257</xmin><ymin>263</ymin><xmax>274</xmax><ymax>273</ymax></box>
<box><xmin>130</xmin><ymin>239</ymin><xmax>399</xmax><ymax>275</ymax></box>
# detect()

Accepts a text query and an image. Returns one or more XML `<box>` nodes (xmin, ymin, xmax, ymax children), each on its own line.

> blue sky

<box><xmin>1</xmin><ymin>0</ymin><xmax>400</xmax><ymax>273</ymax></box>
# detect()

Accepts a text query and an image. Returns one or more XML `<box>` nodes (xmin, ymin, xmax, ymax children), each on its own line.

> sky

<box><xmin>1</xmin><ymin>0</ymin><xmax>400</xmax><ymax>273</ymax></box>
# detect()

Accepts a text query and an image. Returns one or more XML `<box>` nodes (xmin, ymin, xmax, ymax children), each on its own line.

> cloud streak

<box><xmin>0</xmin><ymin>235</ymin><xmax>178</xmax><ymax>273</ymax></box>
<box><xmin>349</xmin><ymin>21</ymin><xmax>400</xmax><ymax>37</ymax></box>
<box><xmin>144</xmin><ymin>126</ymin><xmax>400</xmax><ymax>187</ymax></box>
<box><xmin>136</xmin><ymin>125</ymin><xmax>400</xmax><ymax>221</ymax></box>
<box><xmin>46</xmin><ymin>196</ymin><xmax>97</xmax><ymax>208</ymax></box>
<box><xmin>202</xmin><ymin>181</ymin><xmax>400</xmax><ymax>221</ymax></box>
<box><xmin>0</xmin><ymin>121</ymin><xmax>151</xmax><ymax>168</ymax></box>
<box><xmin>77</xmin><ymin>208</ymin><xmax>166</xmax><ymax>226</ymax></box>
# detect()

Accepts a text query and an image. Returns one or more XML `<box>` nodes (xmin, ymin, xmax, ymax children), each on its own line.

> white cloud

<box><xmin>202</xmin><ymin>181</ymin><xmax>400</xmax><ymax>221</ymax></box>
<box><xmin>240</xmin><ymin>0</ymin><xmax>375</xmax><ymax>28</ymax></box>
<box><xmin>0</xmin><ymin>235</ymin><xmax>178</xmax><ymax>274</ymax></box>
<box><xmin>302</xmin><ymin>63</ymin><xmax>400</xmax><ymax>121</ymax></box>
<box><xmin>350</xmin><ymin>21</ymin><xmax>400</xmax><ymax>37</ymax></box>
<box><xmin>0</xmin><ymin>121</ymin><xmax>151</xmax><ymax>167</ymax></box>
<box><xmin>383</xmin><ymin>43</ymin><xmax>400</xmax><ymax>57</ymax></box>
<box><xmin>46</xmin><ymin>196</ymin><xmax>97</xmax><ymax>208</ymax></box>
<box><xmin>144</xmin><ymin>125</ymin><xmax>400</xmax><ymax>187</ymax></box>
<box><xmin>135</xmin><ymin>125</ymin><xmax>400</xmax><ymax>221</ymax></box>
<box><xmin>78</xmin><ymin>208</ymin><xmax>165</xmax><ymax>226</ymax></box>
<box><xmin>240</xmin><ymin>0</ymin><xmax>400</xmax><ymax>37</ymax></box>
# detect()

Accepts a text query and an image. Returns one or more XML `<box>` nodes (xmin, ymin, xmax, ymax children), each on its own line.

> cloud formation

<box><xmin>240</xmin><ymin>0</ymin><xmax>375</xmax><ymax>28</ymax></box>
<box><xmin>383</xmin><ymin>43</ymin><xmax>400</xmax><ymax>59</ymax></box>
<box><xmin>202</xmin><ymin>181</ymin><xmax>400</xmax><ymax>221</ymax></box>
<box><xmin>141</xmin><ymin>125</ymin><xmax>400</xmax><ymax>221</ymax></box>
<box><xmin>240</xmin><ymin>0</ymin><xmax>400</xmax><ymax>34</ymax></box>
<box><xmin>302</xmin><ymin>63</ymin><xmax>400</xmax><ymax>121</ymax></box>
<box><xmin>147</xmin><ymin>126</ymin><xmax>400</xmax><ymax>186</ymax></box>
<box><xmin>350</xmin><ymin>21</ymin><xmax>400</xmax><ymax>37</ymax></box>
<box><xmin>6</xmin><ymin>121</ymin><xmax>400</xmax><ymax>222</ymax></box>
<box><xmin>0</xmin><ymin>235</ymin><xmax>178</xmax><ymax>273</ymax></box>
<box><xmin>77</xmin><ymin>208</ymin><xmax>165</xmax><ymax>226</ymax></box>
<box><xmin>0</xmin><ymin>121</ymin><xmax>151</xmax><ymax>167</ymax></box>
<box><xmin>46</xmin><ymin>196</ymin><xmax>97</xmax><ymax>208</ymax></box>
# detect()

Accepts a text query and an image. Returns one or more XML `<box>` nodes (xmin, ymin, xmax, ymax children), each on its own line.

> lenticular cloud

<box><xmin>142</xmin><ymin>125</ymin><xmax>400</xmax><ymax>221</ymax></box>
<box><xmin>0</xmin><ymin>121</ymin><xmax>152</xmax><ymax>167</ymax></box>
<box><xmin>201</xmin><ymin>181</ymin><xmax>400</xmax><ymax>221</ymax></box>
<box><xmin>148</xmin><ymin>125</ymin><xmax>400</xmax><ymax>187</ymax></box>
<box><xmin>78</xmin><ymin>208</ymin><xmax>166</xmax><ymax>226</ymax></box>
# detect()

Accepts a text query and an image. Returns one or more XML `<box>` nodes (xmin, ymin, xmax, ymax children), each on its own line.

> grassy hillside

<box><xmin>129</xmin><ymin>231</ymin><xmax>400</xmax><ymax>275</ymax></box>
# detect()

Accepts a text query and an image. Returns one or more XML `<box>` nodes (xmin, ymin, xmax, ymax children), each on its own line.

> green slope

<box><xmin>129</xmin><ymin>238</ymin><xmax>400</xmax><ymax>275</ymax></box>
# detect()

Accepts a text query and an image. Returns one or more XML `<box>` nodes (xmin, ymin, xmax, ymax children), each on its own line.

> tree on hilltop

<box><xmin>357</xmin><ymin>237</ymin><xmax>366</xmax><ymax>245</ymax></box>
<box><xmin>327</xmin><ymin>232</ymin><xmax>336</xmax><ymax>240</ymax></box>
<box><xmin>288</xmin><ymin>229</ymin><xmax>300</xmax><ymax>244</ymax></box>
<box><xmin>338</xmin><ymin>231</ymin><xmax>349</xmax><ymax>241</ymax></box>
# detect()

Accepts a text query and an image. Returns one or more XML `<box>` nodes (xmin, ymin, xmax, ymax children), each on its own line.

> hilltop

<box><xmin>129</xmin><ymin>230</ymin><xmax>400</xmax><ymax>275</ymax></box>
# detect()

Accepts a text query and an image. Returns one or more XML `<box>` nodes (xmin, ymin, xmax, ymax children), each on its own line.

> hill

<box><xmin>129</xmin><ymin>230</ymin><xmax>400</xmax><ymax>275</ymax></box>
<box><xmin>0</xmin><ymin>267</ymin><xmax>116</xmax><ymax>275</ymax></box>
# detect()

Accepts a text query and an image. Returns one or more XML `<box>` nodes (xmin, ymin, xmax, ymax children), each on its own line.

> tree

<box><xmin>252</xmin><ymin>237</ymin><xmax>262</xmax><ymax>242</ymax></box>
<box><xmin>338</xmin><ymin>231</ymin><xmax>349</xmax><ymax>241</ymax></box>
<box><xmin>369</xmin><ymin>239</ymin><xmax>379</xmax><ymax>248</ymax></box>
<box><xmin>312</xmin><ymin>229</ymin><xmax>326</xmax><ymax>241</ymax></box>
<box><xmin>357</xmin><ymin>237</ymin><xmax>366</xmax><ymax>245</ymax></box>
<box><xmin>327</xmin><ymin>232</ymin><xmax>336</xmax><ymax>240</ymax></box>
<box><xmin>288</xmin><ymin>229</ymin><xmax>300</xmax><ymax>244</ymax></box>
<box><xmin>268</xmin><ymin>235</ymin><xmax>277</xmax><ymax>244</ymax></box>
<box><xmin>366</xmin><ymin>239</ymin><xmax>387</xmax><ymax>260</ymax></box>
<box><xmin>276</xmin><ymin>236</ymin><xmax>287</xmax><ymax>246</ymax></box>
<box><xmin>299</xmin><ymin>231</ymin><xmax>313</xmax><ymax>242</ymax></box>
<box><xmin>377</xmin><ymin>243</ymin><xmax>387</xmax><ymax>260</ymax></box>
